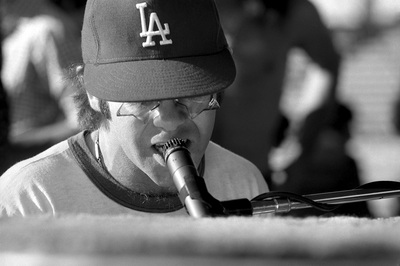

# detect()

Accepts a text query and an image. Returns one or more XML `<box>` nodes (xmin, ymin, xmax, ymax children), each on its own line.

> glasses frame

<box><xmin>116</xmin><ymin>93</ymin><xmax>220</xmax><ymax>122</ymax></box>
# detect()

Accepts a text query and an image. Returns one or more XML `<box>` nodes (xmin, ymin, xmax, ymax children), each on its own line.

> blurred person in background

<box><xmin>0</xmin><ymin>0</ymin><xmax>86</xmax><ymax>173</ymax></box>
<box><xmin>212</xmin><ymin>0</ymin><xmax>341</xmax><ymax>188</ymax></box>
<box><xmin>271</xmin><ymin>103</ymin><xmax>372</xmax><ymax>217</ymax></box>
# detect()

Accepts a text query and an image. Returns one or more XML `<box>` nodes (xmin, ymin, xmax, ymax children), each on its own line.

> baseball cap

<box><xmin>81</xmin><ymin>0</ymin><xmax>236</xmax><ymax>102</ymax></box>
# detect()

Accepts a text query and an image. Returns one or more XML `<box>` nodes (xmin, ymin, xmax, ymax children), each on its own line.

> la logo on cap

<box><xmin>136</xmin><ymin>2</ymin><xmax>173</xmax><ymax>47</ymax></box>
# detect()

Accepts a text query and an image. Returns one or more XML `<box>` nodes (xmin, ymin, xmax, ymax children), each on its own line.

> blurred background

<box><xmin>280</xmin><ymin>0</ymin><xmax>400</xmax><ymax>217</ymax></box>
<box><xmin>0</xmin><ymin>0</ymin><xmax>85</xmax><ymax>173</ymax></box>
<box><xmin>212</xmin><ymin>0</ymin><xmax>400</xmax><ymax>218</ymax></box>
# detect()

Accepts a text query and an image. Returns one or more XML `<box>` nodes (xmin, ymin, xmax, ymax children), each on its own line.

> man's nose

<box><xmin>151</xmin><ymin>100</ymin><xmax>188</xmax><ymax>131</ymax></box>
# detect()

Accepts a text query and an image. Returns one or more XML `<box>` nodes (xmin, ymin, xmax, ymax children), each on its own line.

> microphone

<box><xmin>163</xmin><ymin>138</ymin><xmax>214</xmax><ymax>218</ymax></box>
<box><xmin>162</xmin><ymin>139</ymin><xmax>400</xmax><ymax>217</ymax></box>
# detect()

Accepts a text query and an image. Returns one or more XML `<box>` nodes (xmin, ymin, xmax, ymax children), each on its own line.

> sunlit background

<box><xmin>281</xmin><ymin>0</ymin><xmax>400</xmax><ymax>217</ymax></box>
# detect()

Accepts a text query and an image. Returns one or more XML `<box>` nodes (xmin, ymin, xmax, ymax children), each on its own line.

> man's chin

<box><xmin>153</xmin><ymin>152</ymin><xmax>166</xmax><ymax>167</ymax></box>
<box><xmin>149</xmin><ymin>173</ymin><xmax>176</xmax><ymax>192</ymax></box>
<box><xmin>154</xmin><ymin>184</ymin><xmax>178</xmax><ymax>196</ymax></box>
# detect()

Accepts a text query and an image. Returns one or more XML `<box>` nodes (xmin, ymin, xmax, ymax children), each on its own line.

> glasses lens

<box><xmin>116</xmin><ymin>94</ymin><xmax>220</xmax><ymax>120</ymax></box>
<box><xmin>178</xmin><ymin>95</ymin><xmax>210</xmax><ymax>117</ymax></box>
<box><xmin>117</xmin><ymin>101</ymin><xmax>159</xmax><ymax>119</ymax></box>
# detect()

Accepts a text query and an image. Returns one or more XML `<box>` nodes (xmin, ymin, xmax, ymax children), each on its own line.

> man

<box><xmin>1</xmin><ymin>0</ymin><xmax>84</xmax><ymax>145</ymax></box>
<box><xmin>0</xmin><ymin>0</ymin><xmax>85</xmax><ymax>173</ymax></box>
<box><xmin>212</xmin><ymin>0</ymin><xmax>341</xmax><ymax>186</ymax></box>
<box><xmin>0</xmin><ymin>0</ymin><xmax>269</xmax><ymax>217</ymax></box>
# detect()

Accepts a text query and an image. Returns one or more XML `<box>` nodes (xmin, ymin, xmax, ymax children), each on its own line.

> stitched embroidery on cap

<box><xmin>136</xmin><ymin>2</ymin><xmax>173</xmax><ymax>47</ymax></box>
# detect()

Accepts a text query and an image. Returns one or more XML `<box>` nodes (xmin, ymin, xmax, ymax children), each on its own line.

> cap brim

<box><xmin>84</xmin><ymin>49</ymin><xmax>235</xmax><ymax>102</ymax></box>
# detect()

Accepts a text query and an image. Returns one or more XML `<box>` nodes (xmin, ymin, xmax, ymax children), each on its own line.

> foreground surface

<box><xmin>0</xmin><ymin>214</ymin><xmax>399</xmax><ymax>265</ymax></box>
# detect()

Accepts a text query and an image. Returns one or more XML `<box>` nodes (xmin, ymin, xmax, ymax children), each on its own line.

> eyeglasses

<box><xmin>116</xmin><ymin>94</ymin><xmax>220</xmax><ymax>122</ymax></box>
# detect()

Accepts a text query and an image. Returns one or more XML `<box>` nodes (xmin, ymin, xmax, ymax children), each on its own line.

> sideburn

<box><xmin>99</xmin><ymin>99</ymin><xmax>111</xmax><ymax>120</ymax></box>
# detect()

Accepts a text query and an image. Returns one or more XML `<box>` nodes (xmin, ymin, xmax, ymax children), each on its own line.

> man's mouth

<box><xmin>153</xmin><ymin>143</ymin><xmax>166</xmax><ymax>155</ymax></box>
<box><xmin>152</xmin><ymin>139</ymin><xmax>189</xmax><ymax>156</ymax></box>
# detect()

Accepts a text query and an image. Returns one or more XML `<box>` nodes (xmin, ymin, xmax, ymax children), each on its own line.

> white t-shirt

<box><xmin>0</xmin><ymin>131</ymin><xmax>269</xmax><ymax>217</ymax></box>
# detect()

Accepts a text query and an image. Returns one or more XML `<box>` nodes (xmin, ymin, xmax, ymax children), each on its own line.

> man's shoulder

<box><xmin>206</xmin><ymin>141</ymin><xmax>262</xmax><ymax>174</ymax></box>
<box><xmin>287</xmin><ymin>0</ymin><xmax>325</xmax><ymax>29</ymax></box>
<box><xmin>204</xmin><ymin>142</ymin><xmax>269</xmax><ymax>200</ymax></box>
<box><xmin>0</xmin><ymin>139</ymin><xmax>77</xmax><ymax>216</ymax></box>
<box><xmin>0</xmin><ymin>140</ymin><xmax>73</xmax><ymax>182</ymax></box>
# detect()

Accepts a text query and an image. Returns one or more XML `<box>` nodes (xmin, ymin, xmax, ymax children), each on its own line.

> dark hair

<box><xmin>260</xmin><ymin>0</ymin><xmax>291</xmax><ymax>18</ymax></box>
<box><xmin>49</xmin><ymin>0</ymin><xmax>87</xmax><ymax>12</ymax></box>
<box><xmin>220</xmin><ymin>0</ymin><xmax>291</xmax><ymax>24</ymax></box>
<box><xmin>67</xmin><ymin>64</ymin><xmax>110</xmax><ymax>131</ymax></box>
<box><xmin>68</xmin><ymin>64</ymin><xmax>224</xmax><ymax>131</ymax></box>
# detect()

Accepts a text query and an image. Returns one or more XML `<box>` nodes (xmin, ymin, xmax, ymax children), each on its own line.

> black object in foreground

<box><xmin>163</xmin><ymin>138</ymin><xmax>400</xmax><ymax>217</ymax></box>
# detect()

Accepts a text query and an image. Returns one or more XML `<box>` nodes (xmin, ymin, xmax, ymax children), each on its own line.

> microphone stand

<box><xmin>163</xmin><ymin>138</ymin><xmax>400</xmax><ymax>217</ymax></box>
<box><xmin>249</xmin><ymin>182</ymin><xmax>400</xmax><ymax>215</ymax></box>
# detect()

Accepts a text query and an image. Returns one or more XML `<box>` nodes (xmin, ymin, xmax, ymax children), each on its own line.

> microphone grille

<box><xmin>163</xmin><ymin>138</ymin><xmax>187</xmax><ymax>152</ymax></box>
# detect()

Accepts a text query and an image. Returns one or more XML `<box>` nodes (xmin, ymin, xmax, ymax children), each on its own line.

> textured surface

<box><xmin>0</xmin><ymin>215</ymin><xmax>399</xmax><ymax>265</ymax></box>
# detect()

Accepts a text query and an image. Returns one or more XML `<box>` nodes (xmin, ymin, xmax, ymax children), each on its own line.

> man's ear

<box><xmin>86</xmin><ymin>92</ymin><xmax>101</xmax><ymax>112</ymax></box>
